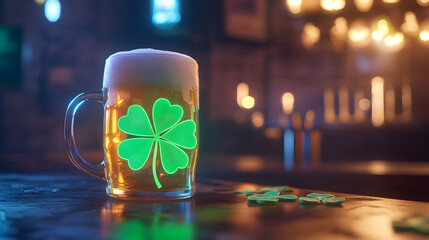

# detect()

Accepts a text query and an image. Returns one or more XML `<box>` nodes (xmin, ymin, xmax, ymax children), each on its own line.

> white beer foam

<box><xmin>103</xmin><ymin>49</ymin><xmax>199</xmax><ymax>108</ymax></box>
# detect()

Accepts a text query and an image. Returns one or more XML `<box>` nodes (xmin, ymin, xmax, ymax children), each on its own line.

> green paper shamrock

<box><xmin>247</xmin><ymin>191</ymin><xmax>282</xmax><ymax>204</ymax></box>
<box><xmin>299</xmin><ymin>193</ymin><xmax>345</xmax><ymax>206</ymax></box>
<box><xmin>306</xmin><ymin>193</ymin><xmax>335</xmax><ymax>200</ymax></box>
<box><xmin>393</xmin><ymin>216</ymin><xmax>429</xmax><ymax>235</ymax></box>
<box><xmin>275</xmin><ymin>194</ymin><xmax>297</xmax><ymax>202</ymax></box>
<box><xmin>117</xmin><ymin>98</ymin><xmax>197</xmax><ymax>189</ymax></box>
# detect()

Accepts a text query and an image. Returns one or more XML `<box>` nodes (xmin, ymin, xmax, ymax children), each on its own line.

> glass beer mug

<box><xmin>65</xmin><ymin>49</ymin><xmax>199</xmax><ymax>199</ymax></box>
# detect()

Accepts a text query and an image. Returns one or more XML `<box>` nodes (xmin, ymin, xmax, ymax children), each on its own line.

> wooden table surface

<box><xmin>0</xmin><ymin>174</ymin><xmax>429</xmax><ymax>240</ymax></box>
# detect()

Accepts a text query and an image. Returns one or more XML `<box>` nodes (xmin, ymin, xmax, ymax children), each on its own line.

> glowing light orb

<box><xmin>301</xmin><ymin>23</ymin><xmax>320</xmax><ymax>50</ymax></box>
<box><xmin>251</xmin><ymin>111</ymin><xmax>264</xmax><ymax>128</ymax></box>
<box><xmin>44</xmin><ymin>0</ymin><xmax>61</xmax><ymax>23</ymax></box>
<box><xmin>152</xmin><ymin>0</ymin><xmax>181</xmax><ymax>26</ymax></box>
<box><xmin>354</xmin><ymin>0</ymin><xmax>373</xmax><ymax>12</ymax></box>
<box><xmin>320</xmin><ymin>0</ymin><xmax>346</xmax><ymax>12</ymax></box>
<box><xmin>282</xmin><ymin>92</ymin><xmax>295</xmax><ymax>114</ymax></box>
<box><xmin>330</xmin><ymin>17</ymin><xmax>348</xmax><ymax>52</ymax></box>
<box><xmin>418</xmin><ymin>19</ymin><xmax>429</xmax><ymax>46</ymax></box>
<box><xmin>237</xmin><ymin>82</ymin><xmax>249</xmax><ymax>108</ymax></box>
<box><xmin>286</xmin><ymin>0</ymin><xmax>302</xmax><ymax>15</ymax></box>
<box><xmin>358</xmin><ymin>98</ymin><xmax>371</xmax><ymax>111</ymax></box>
<box><xmin>371</xmin><ymin>76</ymin><xmax>385</xmax><ymax>127</ymax></box>
<box><xmin>242</xmin><ymin>96</ymin><xmax>255</xmax><ymax>109</ymax></box>
<box><xmin>420</xmin><ymin>30</ymin><xmax>429</xmax><ymax>41</ymax></box>
<box><xmin>401</xmin><ymin>12</ymin><xmax>419</xmax><ymax>37</ymax></box>
<box><xmin>348</xmin><ymin>20</ymin><xmax>371</xmax><ymax>48</ymax></box>
<box><xmin>417</xmin><ymin>0</ymin><xmax>429</xmax><ymax>7</ymax></box>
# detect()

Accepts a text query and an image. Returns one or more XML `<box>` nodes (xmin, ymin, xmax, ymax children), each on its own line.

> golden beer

<box><xmin>104</xmin><ymin>83</ymin><xmax>198</xmax><ymax>197</ymax></box>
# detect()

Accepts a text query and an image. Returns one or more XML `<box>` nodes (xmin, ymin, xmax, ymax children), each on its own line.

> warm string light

<box><xmin>359</xmin><ymin>98</ymin><xmax>370</xmax><ymax>111</ymax></box>
<box><xmin>330</xmin><ymin>17</ymin><xmax>348</xmax><ymax>52</ymax></box>
<box><xmin>372</xmin><ymin>18</ymin><xmax>392</xmax><ymax>42</ymax></box>
<box><xmin>320</xmin><ymin>0</ymin><xmax>346</xmax><ymax>12</ymax></box>
<box><xmin>236</xmin><ymin>82</ymin><xmax>255</xmax><ymax>109</ymax></box>
<box><xmin>301</xmin><ymin>23</ymin><xmax>320</xmax><ymax>50</ymax></box>
<box><xmin>251</xmin><ymin>111</ymin><xmax>264</xmax><ymax>128</ymax></box>
<box><xmin>304</xmin><ymin>110</ymin><xmax>315</xmax><ymax>130</ymax></box>
<box><xmin>371</xmin><ymin>17</ymin><xmax>404</xmax><ymax>52</ymax></box>
<box><xmin>382</xmin><ymin>0</ymin><xmax>399</xmax><ymax>3</ymax></box>
<box><xmin>371</xmin><ymin>76</ymin><xmax>385</xmax><ymax>127</ymax></box>
<box><xmin>354</xmin><ymin>0</ymin><xmax>373</xmax><ymax>12</ymax></box>
<box><xmin>324</xmin><ymin>88</ymin><xmax>336</xmax><ymax>124</ymax></box>
<box><xmin>282</xmin><ymin>92</ymin><xmax>295</xmax><ymax>114</ymax></box>
<box><xmin>286</xmin><ymin>0</ymin><xmax>302</xmax><ymax>15</ymax></box>
<box><xmin>242</xmin><ymin>96</ymin><xmax>255</xmax><ymax>109</ymax></box>
<box><xmin>237</xmin><ymin>82</ymin><xmax>249</xmax><ymax>108</ymax></box>
<box><xmin>401</xmin><ymin>12</ymin><xmax>419</xmax><ymax>37</ymax></box>
<box><xmin>419</xmin><ymin>19</ymin><xmax>429</xmax><ymax>46</ymax></box>
<box><xmin>417</xmin><ymin>0</ymin><xmax>429</xmax><ymax>7</ymax></box>
<box><xmin>348</xmin><ymin>20</ymin><xmax>371</xmax><ymax>48</ymax></box>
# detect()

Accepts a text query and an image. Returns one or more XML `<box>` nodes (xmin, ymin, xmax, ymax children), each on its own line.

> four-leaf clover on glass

<box><xmin>117</xmin><ymin>98</ymin><xmax>197</xmax><ymax>189</ymax></box>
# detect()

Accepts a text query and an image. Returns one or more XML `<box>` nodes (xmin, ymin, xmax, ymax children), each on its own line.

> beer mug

<box><xmin>65</xmin><ymin>49</ymin><xmax>199</xmax><ymax>199</ymax></box>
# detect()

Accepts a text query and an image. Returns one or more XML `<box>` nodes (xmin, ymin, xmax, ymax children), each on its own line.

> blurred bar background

<box><xmin>1</xmin><ymin>0</ymin><xmax>429</xmax><ymax>195</ymax></box>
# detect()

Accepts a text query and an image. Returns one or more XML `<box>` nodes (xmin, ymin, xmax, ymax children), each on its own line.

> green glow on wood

<box><xmin>117</xmin><ymin>98</ymin><xmax>197</xmax><ymax>188</ymax></box>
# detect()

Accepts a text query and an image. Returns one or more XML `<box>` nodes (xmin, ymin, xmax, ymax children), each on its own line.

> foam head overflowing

<box><xmin>103</xmin><ymin>49</ymin><xmax>199</xmax><ymax>107</ymax></box>
<box><xmin>103</xmin><ymin>49</ymin><xmax>198</xmax><ymax>88</ymax></box>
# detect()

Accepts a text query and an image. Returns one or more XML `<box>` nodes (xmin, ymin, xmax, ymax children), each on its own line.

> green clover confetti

<box><xmin>298</xmin><ymin>197</ymin><xmax>321</xmax><ymax>205</ymax></box>
<box><xmin>393</xmin><ymin>216</ymin><xmax>429</xmax><ymax>235</ymax></box>
<box><xmin>275</xmin><ymin>194</ymin><xmax>297</xmax><ymax>202</ymax></box>
<box><xmin>247</xmin><ymin>191</ymin><xmax>281</xmax><ymax>203</ymax></box>
<box><xmin>299</xmin><ymin>193</ymin><xmax>345</xmax><ymax>206</ymax></box>
<box><xmin>117</xmin><ymin>98</ymin><xmax>197</xmax><ymax>189</ymax></box>
<box><xmin>321</xmin><ymin>198</ymin><xmax>345</xmax><ymax>206</ymax></box>
<box><xmin>247</xmin><ymin>191</ymin><xmax>298</xmax><ymax>206</ymax></box>
<box><xmin>256</xmin><ymin>198</ymin><xmax>279</xmax><ymax>205</ymax></box>
<box><xmin>306</xmin><ymin>193</ymin><xmax>335</xmax><ymax>200</ymax></box>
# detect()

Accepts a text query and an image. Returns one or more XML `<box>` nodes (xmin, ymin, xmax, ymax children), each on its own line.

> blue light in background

<box><xmin>44</xmin><ymin>0</ymin><xmax>61</xmax><ymax>23</ymax></box>
<box><xmin>284</xmin><ymin>129</ymin><xmax>294</xmax><ymax>171</ymax></box>
<box><xmin>152</xmin><ymin>0</ymin><xmax>181</xmax><ymax>26</ymax></box>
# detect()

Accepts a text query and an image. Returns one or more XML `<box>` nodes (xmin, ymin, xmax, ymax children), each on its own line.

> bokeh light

<box><xmin>320</xmin><ymin>0</ymin><xmax>346</xmax><ymax>12</ymax></box>
<box><xmin>371</xmin><ymin>76</ymin><xmax>385</xmax><ymax>127</ymax></box>
<box><xmin>330</xmin><ymin>17</ymin><xmax>348</xmax><ymax>52</ymax></box>
<box><xmin>242</xmin><ymin>96</ymin><xmax>255</xmax><ymax>109</ymax></box>
<box><xmin>286</xmin><ymin>0</ymin><xmax>302</xmax><ymax>15</ymax></box>
<box><xmin>416</xmin><ymin>0</ymin><xmax>429</xmax><ymax>6</ymax></box>
<box><xmin>401</xmin><ymin>12</ymin><xmax>419</xmax><ymax>37</ymax></box>
<box><xmin>359</xmin><ymin>98</ymin><xmax>371</xmax><ymax>111</ymax></box>
<box><xmin>301</xmin><ymin>23</ymin><xmax>320</xmax><ymax>50</ymax></box>
<box><xmin>354</xmin><ymin>0</ymin><xmax>373</xmax><ymax>12</ymax></box>
<box><xmin>237</xmin><ymin>82</ymin><xmax>249</xmax><ymax>108</ymax></box>
<box><xmin>348</xmin><ymin>20</ymin><xmax>371</xmax><ymax>48</ymax></box>
<box><xmin>44</xmin><ymin>0</ymin><xmax>61</xmax><ymax>23</ymax></box>
<box><xmin>419</xmin><ymin>19</ymin><xmax>429</xmax><ymax>46</ymax></box>
<box><xmin>251</xmin><ymin>111</ymin><xmax>264</xmax><ymax>128</ymax></box>
<box><xmin>282</xmin><ymin>92</ymin><xmax>295</xmax><ymax>114</ymax></box>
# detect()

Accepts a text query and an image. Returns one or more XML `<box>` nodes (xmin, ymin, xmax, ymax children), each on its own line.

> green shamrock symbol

<box><xmin>117</xmin><ymin>98</ymin><xmax>197</xmax><ymax>189</ymax></box>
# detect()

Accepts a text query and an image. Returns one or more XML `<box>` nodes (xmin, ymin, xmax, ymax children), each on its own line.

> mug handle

<box><xmin>64</xmin><ymin>89</ymin><xmax>106</xmax><ymax>179</ymax></box>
